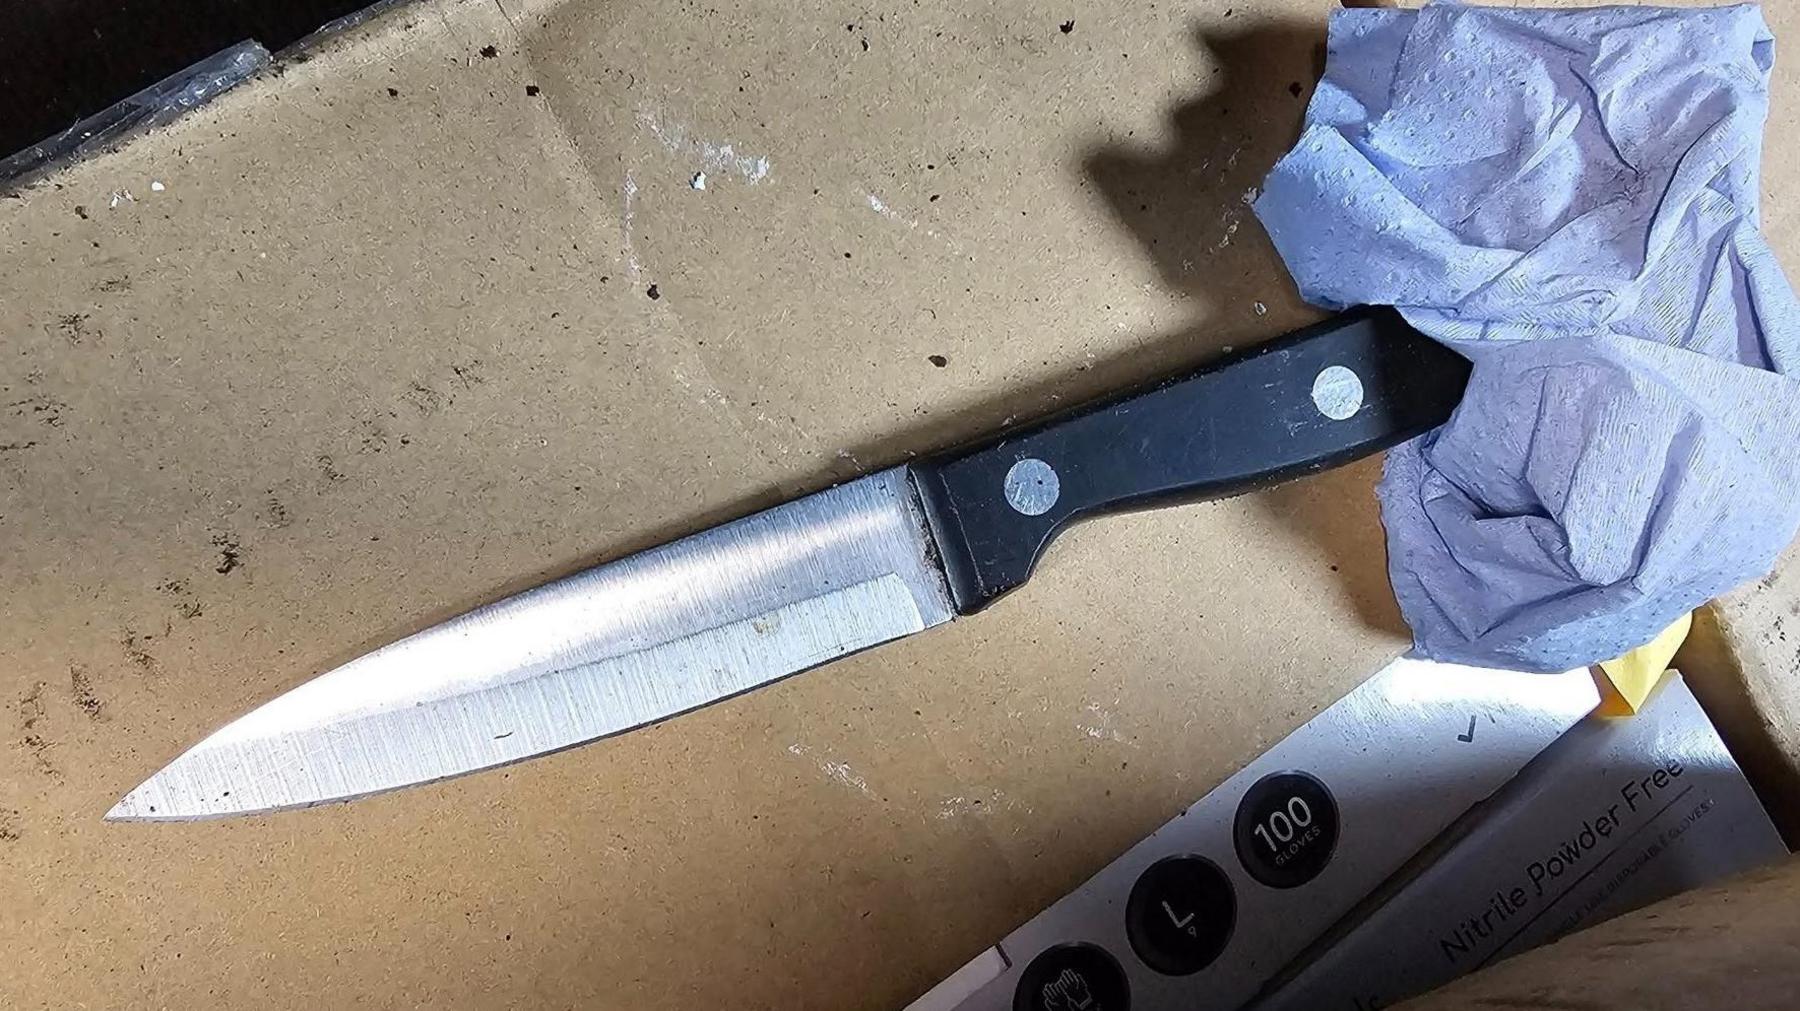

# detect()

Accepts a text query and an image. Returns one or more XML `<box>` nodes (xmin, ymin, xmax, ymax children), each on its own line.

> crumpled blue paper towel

<box><xmin>1254</xmin><ymin>3</ymin><xmax>1800</xmax><ymax>672</ymax></box>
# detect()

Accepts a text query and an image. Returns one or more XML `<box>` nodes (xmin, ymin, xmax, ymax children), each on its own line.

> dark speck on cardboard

<box><xmin>387</xmin><ymin>87</ymin><xmax>400</xmax><ymax>98</ymax></box>
<box><xmin>211</xmin><ymin>533</ymin><xmax>243</xmax><ymax>575</ymax></box>
<box><xmin>70</xmin><ymin>666</ymin><xmax>102</xmax><ymax>720</ymax></box>
<box><xmin>403</xmin><ymin>381</ymin><xmax>447</xmax><ymax>415</ymax></box>
<box><xmin>860</xmin><ymin>38</ymin><xmax>869</xmax><ymax>51</ymax></box>
<box><xmin>1060</xmin><ymin>20</ymin><xmax>1075</xmax><ymax>33</ymax></box>
<box><xmin>1289</xmin><ymin>81</ymin><xmax>1303</xmax><ymax>97</ymax></box>
<box><xmin>121</xmin><ymin>631</ymin><xmax>157</xmax><ymax>673</ymax></box>
<box><xmin>646</xmin><ymin>284</ymin><xmax>661</xmax><ymax>300</ymax></box>
<box><xmin>73</xmin><ymin>205</ymin><xmax>88</xmax><ymax>219</ymax></box>
<box><xmin>479</xmin><ymin>45</ymin><xmax>498</xmax><ymax>58</ymax></box>
<box><xmin>21</xmin><ymin>715</ymin><xmax>57</xmax><ymax>777</ymax></box>
<box><xmin>50</xmin><ymin>312</ymin><xmax>92</xmax><ymax>344</ymax></box>
<box><xmin>263</xmin><ymin>493</ymin><xmax>293</xmax><ymax>528</ymax></box>
<box><xmin>157</xmin><ymin>578</ymin><xmax>204</xmax><ymax>619</ymax></box>
<box><xmin>928</xmin><ymin>354</ymin><xmax>948</xmax><ymax>368</ymax></box>
<box><xmin>526</xmin><ymin>84</ymin><xmax>541</xmax><ymax>96</ymax></box>
<box><xmin>929</xmin><ymin>194</ymin><xmax>940</xmax><ymax>202</ymax></box>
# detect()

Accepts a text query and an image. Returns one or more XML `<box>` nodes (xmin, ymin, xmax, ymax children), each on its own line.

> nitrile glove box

<box><xmin>1254</xmin><ymin>673</ymin><xmax>1786</xmax><ymax>1011</ymax></box>
<box><xmin>910</xmin><ymin>664</ymin><xmax>1785</xmax><ymax>1011</ymax></box>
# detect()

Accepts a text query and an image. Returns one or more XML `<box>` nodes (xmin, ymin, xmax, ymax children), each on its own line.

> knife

<box><xmin>107</xmin><ymin>308</ymin><xmax>1469</xmax><ymax>821</ymax></box>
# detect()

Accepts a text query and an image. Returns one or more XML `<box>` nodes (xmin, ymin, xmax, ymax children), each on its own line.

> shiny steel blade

<box><xmin>108</xmin><ymin>467</ymin><xmax>953</xmax><ymax>820</ymax></box>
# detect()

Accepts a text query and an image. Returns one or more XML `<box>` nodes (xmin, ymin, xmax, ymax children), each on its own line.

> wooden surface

<box><xmin>1402</xmin><ymin>857</ymin><xmax>1800</xmax><ymax>1011</ymax></box>
<box><xmin>1679</xmin><ymin>542</ymin><xmax>1800</xmax><ymax>847</ymax></box>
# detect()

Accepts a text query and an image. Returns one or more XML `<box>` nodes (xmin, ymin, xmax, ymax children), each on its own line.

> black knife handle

<box><xmin>909</xmin><ymin>307</ymin><xmax>1470</xmax><ymax>615</ymax></box>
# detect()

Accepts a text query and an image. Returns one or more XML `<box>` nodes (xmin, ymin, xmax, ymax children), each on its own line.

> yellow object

<box><xmin>1595</xmin><ymin>611</ymin><xmax>1693</xmax><ymax>715</ymax></box>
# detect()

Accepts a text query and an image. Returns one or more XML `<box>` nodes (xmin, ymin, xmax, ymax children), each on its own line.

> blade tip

<box><xmin>104</xmin><ymin>787</ymin><xmax>161</xmax><ymax>822</ymax></box>
<box><xmin>105</xmin><ymin>776</ymin><xmax>201</xmax><ymax>822</ymax></box>
<box><xmin>106</xmin><ymin>743</ymin><xmax>264</xmax><ymax>821</ymax></box>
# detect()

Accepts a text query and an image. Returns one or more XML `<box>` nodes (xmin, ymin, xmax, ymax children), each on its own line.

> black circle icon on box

<box><xmin>1013</xmin><ymin>943</ymin><xmax>1130</xmax><ymax>1011</ymax></box>
<box><xmin>1233</xmin><ymin>770</ymin><xmax>1340</xmax><ymax>889</ymax></box>
<box><xmin>1124</xmin><ymin>854</ymin><xmax>1237</xmax><ymax>976</ymax></box>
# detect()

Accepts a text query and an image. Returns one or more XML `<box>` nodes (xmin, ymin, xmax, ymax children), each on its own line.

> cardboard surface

<box><xmin>3</xmin><ymin>1</ymin><xmax>1797</xmax><ymax>1008</ymax></box>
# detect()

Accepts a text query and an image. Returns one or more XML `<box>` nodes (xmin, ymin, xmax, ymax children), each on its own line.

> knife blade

<box><xmin>108</xmin><ymin>308</ymin><xmax>1469</xmax><ymax>820</ymax></box>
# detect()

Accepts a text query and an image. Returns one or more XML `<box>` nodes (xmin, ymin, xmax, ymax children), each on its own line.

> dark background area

<box><xmin>0</xmin><ymin>0</ymin><xmax>380</xmax><ymax>160</ymax></box>
<box><xmin>0</xmin><ymin>0</ymin><xmax>1390</xmax><ymax>170</ymax></box>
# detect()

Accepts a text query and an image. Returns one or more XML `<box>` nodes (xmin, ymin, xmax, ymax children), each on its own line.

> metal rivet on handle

<box><xmin>1311</xmin><ymin>365</ymin><xmax>1364</xmax><ymax>421</ymax></box>
<box><xmin>1003</xmin><ymin>458</ymin><xmax>1060</xmax><ymax>516</ymax></box>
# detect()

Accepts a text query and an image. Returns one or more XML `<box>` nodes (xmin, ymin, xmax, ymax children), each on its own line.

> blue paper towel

<box><xmin>1254</xmin><ymin>3</ymin><xmax>1800</xmax><ymax>672</ymax></box>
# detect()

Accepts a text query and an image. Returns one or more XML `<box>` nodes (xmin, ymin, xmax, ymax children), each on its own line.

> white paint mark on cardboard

<box><xmin>637</xmin><ymin>106</ymin><xmax>771</xmax><ymax>183</ymax></box>
<box><xmin>787</xmin><ymin>743</ymin><xmax>874</xmax><ymax>798</ymax></box>
<box><xmin>620</xmin><ymin>171</ymin><xmax>643</xmax><ymax>278</ymax></box>
<box><xmin>863</xmin><ymin>189</ymin><xmax>969</xmax><ymax>254</ymax></box>
<box><xmin>668</xmin><ymin>363</ymin><xmax>729</xmax><ymax>408</ymax></box>
<box><xmin>936</xmin><ymin>789</ymin><xmax>1028</xmax><ymax>820</ymax></box>
<box><xmin>1212</xmin><ymin>206</ymin><xmax>1243</xmax><ymax>252</ymax></box>
<box><xmin>865</xmin><ymin>192</ymin><xmax>917</xmax><ymax>229</ymax></box>
<box><xmin>1075</xmin><ymin>702</ymin><xmax>1138</xmax><ymax>747</ymax></box>
<box><xmin>822</xmin><ymin>760</ymin><xmax>872</xmax><ymax>796</ymax></box>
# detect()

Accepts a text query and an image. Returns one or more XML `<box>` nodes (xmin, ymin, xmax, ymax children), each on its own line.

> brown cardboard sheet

<box><xmin>3</xmin><ymin>1</ymin><xmax>1797</xmax><ymax>1008</ymax></box>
